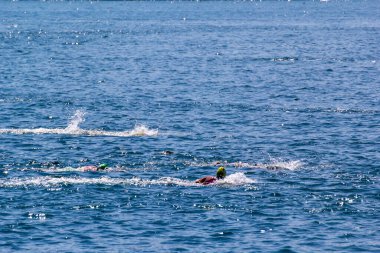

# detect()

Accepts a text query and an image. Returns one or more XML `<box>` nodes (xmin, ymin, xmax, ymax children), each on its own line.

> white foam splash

<box><xmin>0</xmin><ymin>174</ymin><xmax>255</xmax><ymax>188</ymax></box>
<box><xmin>65</xmin><ymin>109</ymin><xmax>86</xmax><ymax>132</ymax></box>
<box><xmin>264</xmin><ymin>160</ymin><xmax>304</xmax><ymax>171</ymax></box>
<box><xmin>128</xmin><ymin>124</ymin><xmax>159</xmax><ymax>136</ymax></box>
<box><xmin>0</xmin><ymin>110</ymin><xmax>158</xmax><ymax>137</ymax></box>
<box><xmin>215</xmin><ymin>172</ymin><xmax>256</xmax><ymax>185</ymax></box>
<box><xmin>0</xmin><ymin>126</ymin><xmax>158</xmax><ymax>137</ymax></box>
<box><xmin>0</xmin><ymin>176</ymin><xmax>196</xmax><ymax>188</ymax></box>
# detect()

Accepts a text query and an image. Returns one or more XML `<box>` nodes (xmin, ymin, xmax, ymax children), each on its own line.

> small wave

<box><xmin>0</xmin><ymin>110</ymin><xmax>158</xmax><ymax>137</ymax></box>
<box><xmin>272</xmin><ymin>57</ymin><xmax>298</xmax><ymax>62</ymax></box>
<box><xmin>265</xmin><ymin>106</ymin><xmax>379</xmax><ymax>115</ymax></box>
<box><xmin>328</xmin><ymin>107</ymin><xmax>379</xmax><ymax>114</ymax></box>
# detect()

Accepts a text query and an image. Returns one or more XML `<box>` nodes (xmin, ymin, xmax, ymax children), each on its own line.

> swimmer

<box><xmin>81</xmin><ymin>163</ymin><xmax>108</xmax><ymax>172</ymax></box>
<box><xmin>161</xmin><ymin>150</ymin><xmax>174</xmax><ymax>155</ymax></box>
<box><xmin>195</xmin><ymin>167</ymin><xmax>226</xmax><ymax>185</ymax></box>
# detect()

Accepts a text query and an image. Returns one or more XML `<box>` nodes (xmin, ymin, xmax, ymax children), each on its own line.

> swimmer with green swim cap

<box><xmin>81</xmin><ymin>163</ymin><xmax>108</xmax><ymax>172</ymax></box>
<box><xmin>195</xmin><ymin>166</ymin><xmax>226</xmax><ymax>185</ymax></box>
<box><xmin>97</xmin><ymin>163</ymin><xmax>108</xmax><ymax>170</ymax></box>
<box><xmin>216</xmin><ymin>166</ymin><xmax>226</xmax><ymax>179</ymax></box>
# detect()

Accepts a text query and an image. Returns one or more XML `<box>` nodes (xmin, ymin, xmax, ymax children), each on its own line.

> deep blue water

<box><xmin>0</xmin><ymin>1</ymin><xmax>379</xmax><ymax>252</ymax></box>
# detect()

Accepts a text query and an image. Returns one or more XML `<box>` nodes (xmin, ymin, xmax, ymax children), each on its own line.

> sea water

<box><xmin>0</xmin><ymin>1</ymin><xmax>379</xmax><ymax>252</ymax></box>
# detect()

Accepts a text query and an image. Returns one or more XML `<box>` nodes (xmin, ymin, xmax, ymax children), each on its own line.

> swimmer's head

<box><xmin>216</xmin><ymin>166</ymin><xmax>226</xmax><ymax>179</ymax></box>
<box><xmin>98</xmin><ymin>163</ymin><xmax>108</xmax><ymax>170</ymax></box>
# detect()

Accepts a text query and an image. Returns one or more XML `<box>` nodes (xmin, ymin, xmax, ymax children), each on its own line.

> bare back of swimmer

<box><xmin>81</xmin><ymin>164</ymin><xmax>108</xmax><ymax>172</ymax></box>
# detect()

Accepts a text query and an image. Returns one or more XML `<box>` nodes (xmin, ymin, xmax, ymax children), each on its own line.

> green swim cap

<box><xmin>216</xmin><ymin>166</ymin><xmax>226</xmax><ymax>179</ymax></box>
<box><xmin>98</xmin><ymin>163</ymin><xmax>108</xmax><ymax>170</ymax></box>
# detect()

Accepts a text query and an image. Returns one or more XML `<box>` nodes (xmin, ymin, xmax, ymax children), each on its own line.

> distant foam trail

<box><xmin>190</xmin><ymin>160</ymin><xmax>304</xmax><ymax>170</ymax></box>
<box><xmin>0</xmin><ymin>173</ymin><xmax>254</xmax><ymax>188</ymax></box>
<box><xmin>0</xmin><ymin>110</ymin><xmax>158</xmax><ymax>137</ymax></box>
<box><xmin>0</xmin><ymin>125</ymin><xmax>158</xmax><ymax>137</ymax></box>
<box><xmin>0</xmin><ymin>176</ymin><xmax>194</xmax><ymax>188</ymax></box>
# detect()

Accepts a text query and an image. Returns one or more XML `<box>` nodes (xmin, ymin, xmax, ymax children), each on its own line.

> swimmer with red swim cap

<box><xmin>195</xmin><ymin>167</ymin><xmax>226</xmax><ymax>185</ymax></box>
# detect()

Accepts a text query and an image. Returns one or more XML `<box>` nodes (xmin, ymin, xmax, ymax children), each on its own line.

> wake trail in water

<box><xmin>0</xmin><ymin>110</ymin><xmax>158</xmax><ymax>137</ymax></box>
<box><xmin>190</xmin><ymin>159</ymin><xmax>304</xmax><ymax>171</ymax></box>
<box><xmin>0</xmin><ymin>173</ymin><xmax>254</xmax><ymax>188</ymax></box>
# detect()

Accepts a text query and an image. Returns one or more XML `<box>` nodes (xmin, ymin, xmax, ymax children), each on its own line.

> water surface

<box><xmin>0</xmin><ymin>1</ymin><xmax>379</xmax><ymax>252</ymax></box>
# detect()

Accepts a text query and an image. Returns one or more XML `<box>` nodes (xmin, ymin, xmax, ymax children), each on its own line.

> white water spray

<box><xmin>0</xmin><ymin>110</ymin><xmax>158</xmax><ymax>137</ymax></box>
<box><xmin>65</xmin><ymin>110</ymin><xmax>86</xmax><ymax>132</ymax></box>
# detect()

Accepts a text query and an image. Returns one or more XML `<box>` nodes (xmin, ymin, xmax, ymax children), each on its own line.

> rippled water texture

<box><xmin>0</xmin><ymin>1</ymin><xmax>379</xmax><ymax>252</ymax></box>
